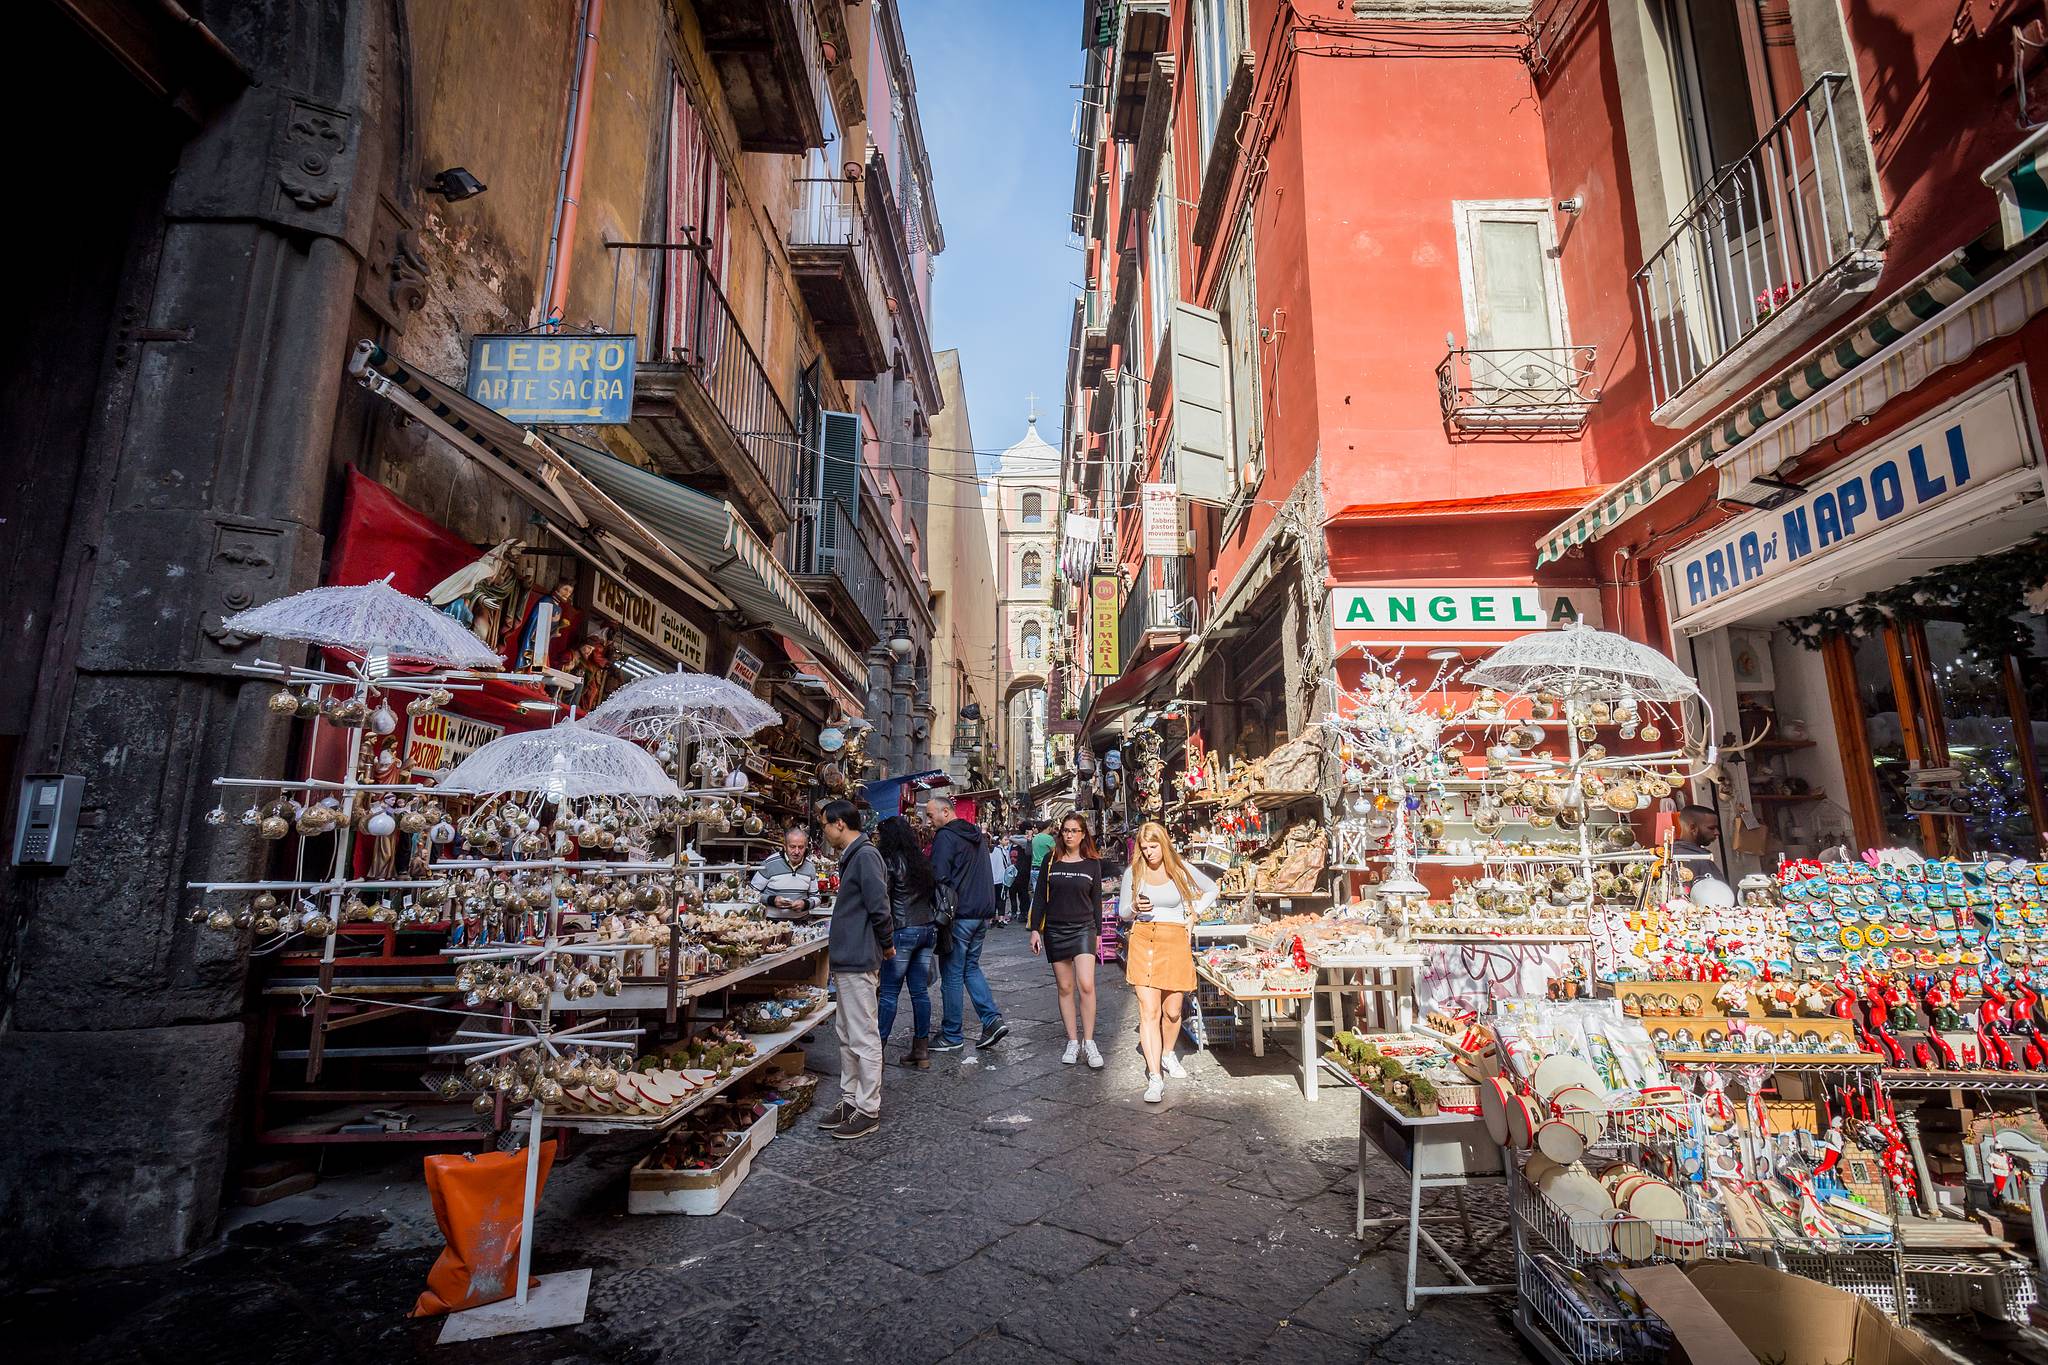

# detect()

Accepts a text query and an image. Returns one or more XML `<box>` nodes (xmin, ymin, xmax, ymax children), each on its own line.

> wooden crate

<box><xmin>628</xmin><ymin>1134</ymin><xmax>756</xmax><ymax>1216</ymax></box>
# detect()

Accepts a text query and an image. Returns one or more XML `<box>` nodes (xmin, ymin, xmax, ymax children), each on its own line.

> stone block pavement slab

<box><xmin>1</xmin><ymin>921</ymin><xmax>1538</xmax><ymax>1364</ymax></box>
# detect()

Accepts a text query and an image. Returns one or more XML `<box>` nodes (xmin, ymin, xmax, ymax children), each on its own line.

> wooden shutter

<box><xmin>814</xmin><ymin>409</ymin><xmax>862</xmax><ymax>565</ymax></box>
<box><xmin>1171</xmin><ymin>300</ymin><xmax>1231</xmax><ymax>506</ymax></box>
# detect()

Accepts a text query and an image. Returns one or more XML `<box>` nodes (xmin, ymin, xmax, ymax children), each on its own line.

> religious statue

<box><xmin>364</xmin><ymin>740</ymin><xmax>403</xmax><ymax>880</ymax></box>
<box><xmin>568</xmin><ymin>627</ymin><xmax>617</xmax><ymax>712</ymax></box>
<box><xmin>427</xmin><ymin>538</ymin><xmax>523</xmax><ymax>653</ymax></box>
<box><xmin>509</xmin><ymin>581</ymin><xmax>580</xmax><ymax>670</ymax></box>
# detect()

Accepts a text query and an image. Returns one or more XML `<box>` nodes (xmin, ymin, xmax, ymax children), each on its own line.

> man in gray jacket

<box><xmin>819</xmin><ymin>799</ymin><xmax>893</xmax><ymax>1139</ymax></box>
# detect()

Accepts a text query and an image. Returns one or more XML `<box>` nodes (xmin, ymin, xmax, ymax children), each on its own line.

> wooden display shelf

<box><xmin>542</xmin><ymin>1005</ymin><xmax>836</xmax><ymax>1134</ymax></box>
<box><xmin>555</xmin><ymin>934</ymin><xmax>828</xmax><ymax>1013</ymax></box>
<box><xmin>1662</xmin><ymin>1051</ymin><xmax>1883</xmax><ymax>1066</ymax></box>
<box><xmin>258</xmin><ymin>1100</ymin><xmax>488</xmax><ymax>1146</ymax></box>
<box><xmin>1754</xmin><ymin>791</ymin><xmax>1826</xmax><ymax>803</ymax></box>
<box><xmin>1753</xmin><ymin>738</ymin><xmax>1818</xmax><ymax>754</ymax></box>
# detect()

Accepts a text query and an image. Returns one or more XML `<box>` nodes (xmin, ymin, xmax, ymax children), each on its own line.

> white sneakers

<box><xmin>1083</xmin><ymin>1040</ymin><xmax>1105</xmax><ymax>1069</ymax></box>
<box><xmin>1143</xmin><ymin>1076</ymin><xmax>1165</xmax><ymax>1103</ymax></box>
<box><xmin>1061</xmin><ymin>1039</ymin><xmax>1080</xmax><ymax>1065</ymax></box>
<box><xmin>1162</xmin><ymin>1052</ymin><xmax>1187</xmax><ymax>1079</ymax></box>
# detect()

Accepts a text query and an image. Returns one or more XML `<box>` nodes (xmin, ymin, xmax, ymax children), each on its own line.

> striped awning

<box><xmin>1716</xmin><ymin>243</ymin><xmax>2048</xmax><ymax>497</ymax></box>
<box><xmin>1536</xmin><ymin>236</ymin><xmax>2045</xmax><ymax>566</ymax></box>
<box><xmin>1986</xmin><ymin>128</ymin><xmax>2048</xmax><ymax>250</ymax></box>
<box><xmin>558</xmin><ymin>441</ymin><xmax>868</xmax><ymax>693</ymax></box>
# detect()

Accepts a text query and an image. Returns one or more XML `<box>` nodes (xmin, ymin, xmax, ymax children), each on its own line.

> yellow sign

<box><xmin>1089</xmin><ymin>574</ymin><xmax>1120</xmax><ymax>677</ymax></box>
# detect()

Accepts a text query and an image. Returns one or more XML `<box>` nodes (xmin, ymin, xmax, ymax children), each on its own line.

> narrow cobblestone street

<box><xmin>8</xmin><ymin>925</ymin><xmax>1531</xmax><ymax>1363</ymax></box>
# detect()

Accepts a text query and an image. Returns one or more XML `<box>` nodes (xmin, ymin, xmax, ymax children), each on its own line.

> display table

<box><xmin>1303</xmin><ymin>953</ymin><xmax>1424</xmax><ymax>1101</ymax></box>
<box><xmin>542</xmin><ymin>1004</ymin><xmax>836</xmax><ymax>1134</ymax></box>
<box><xmin>1330</xmin><ymin>1061</ymin><xmax>1509</xmax><ymax>1310</ymax></box>
<box><xmin>1195</xmin><ymin>950</ymin><xmax>1423</xmax><ymax>1100</ymax></box>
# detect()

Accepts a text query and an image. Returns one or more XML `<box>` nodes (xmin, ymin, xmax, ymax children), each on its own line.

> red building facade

<box><xmin>1063</xmin><ymin>0</ymin><xmax>2048</xmax><ymax>866</ymax></box>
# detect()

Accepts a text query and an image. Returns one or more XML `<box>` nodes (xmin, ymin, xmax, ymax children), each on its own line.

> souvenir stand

<box><xmin>189</xmin><ymin>585</ymin><xmax>837</xmax><ymax>1334</ymax></box>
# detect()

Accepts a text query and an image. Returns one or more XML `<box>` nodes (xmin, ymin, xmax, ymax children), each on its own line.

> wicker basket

<box><xmin>770</xmin><ymin>1072</ymin><xmax>819</xmax><ymax>1131</ymax></box>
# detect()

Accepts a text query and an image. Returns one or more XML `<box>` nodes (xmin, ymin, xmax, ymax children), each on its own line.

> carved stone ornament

<box><xmin>277</xmin><ymin>97</ymin><xmax>350</xmax><ymax>210</ymax></box>
<box><xmin>357</xmin><ymin>194</ymin><xmax>427</xmax><ymax>330</ymax></box>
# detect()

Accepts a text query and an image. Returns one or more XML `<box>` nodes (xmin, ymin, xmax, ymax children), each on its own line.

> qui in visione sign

<box><xmin>466</xmin><ymin>334</ymin><xmax>636</xmax><ymax>425</ymax></box>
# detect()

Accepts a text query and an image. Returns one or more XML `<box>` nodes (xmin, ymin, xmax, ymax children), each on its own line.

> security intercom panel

<box><xmin>14</xmin><ymin>774</ymin><xmax>84</xmax><ymax>867</ymax></box>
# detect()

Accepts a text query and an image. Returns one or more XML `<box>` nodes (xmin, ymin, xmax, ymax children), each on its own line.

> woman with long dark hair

<box><xmin>1029</xmin><ymin>813</ymin><xmax>1106</xmax><ymax>1068</ymax></box>
<box><xmin>875</xmin><ymin>814</ymin><xmax>938</xmax><ymax>1067</ymax></box>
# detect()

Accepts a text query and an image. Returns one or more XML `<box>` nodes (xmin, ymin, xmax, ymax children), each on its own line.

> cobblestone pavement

<box><xmin>5</xmin><ymin>925</ymin><xmax>1537</xmax><ymax>1364</ymax></box>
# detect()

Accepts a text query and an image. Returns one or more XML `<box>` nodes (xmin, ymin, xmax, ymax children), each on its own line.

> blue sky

<box><xmin>900</xmin><ymin>0</ymin><xmax>1082</xmax><ymax>474</ymax></box>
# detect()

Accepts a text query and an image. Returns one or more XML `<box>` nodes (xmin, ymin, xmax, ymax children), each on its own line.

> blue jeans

<box><xmin>878</xmin><ymin>923</ymin><xmax>936</xmax><ymax>1041</ymax></box>
<box><xmin>939</xmin><ymin>917</ymin><xmax>1001</xmax><ymax>1045</ymax></box>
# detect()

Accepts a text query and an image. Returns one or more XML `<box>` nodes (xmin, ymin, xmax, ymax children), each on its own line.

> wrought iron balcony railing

<box><xmin>1633</xmin><ymin>72</ymin><xmax>1882</xmax><ymax>419</ymax></box>
<box><xmin>785</xmin><ymin>494</ymin><xmax>886</xmax><ymax>643</ymax></box>
<box><xmin>603</xmin><ymin>240</ymin><xmax>799</xmax><ymax>509</ymax></box>
<box><xmin>788</xmin><ymin>175</ymin><xmax>892</xmax><ymax>377</ymax></box>
<box><xmin>1437</xmin><ymin>345</ymin><xmax>1599</xmax><ymax>432</ymax></box>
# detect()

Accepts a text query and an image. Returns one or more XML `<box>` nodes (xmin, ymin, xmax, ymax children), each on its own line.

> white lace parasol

<box><xmin>583</xmin><ymin>669</ymin><xmax>781</xmax><ymax>744</ymax></box>
<box><xmin>220</xmin><ymin>576</ymin><xmax>502</xmax><ymax>668</ymax></box>
<box><xmin>433</xmin><ymin>722</ymin><xmax>681</xmax><ymax>799</ymax></box>
<box><xmin>1462</xmin><ymin>622</ymin><xmax>1699</xmax><ymax>702</ymax></box>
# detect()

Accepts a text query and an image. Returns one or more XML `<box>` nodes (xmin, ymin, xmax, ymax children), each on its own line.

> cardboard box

<box><xmin>626</xmin><ymin>1133</ymin><xmax>756</xmax><ymax>1216</ymax></box>
<box><xmin>1684</xmin><ymin>1262</ymin><xmax>1944</xmax><ymax>1365</ymax></box>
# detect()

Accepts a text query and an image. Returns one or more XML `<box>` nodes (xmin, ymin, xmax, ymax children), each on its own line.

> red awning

<box><xmin>1083</xmin><ymin>642</ymin><xmax>1187</xmax><ymax>736</ymax></box>
<box><xmin>1328</xmin><ymin>486</ymin><xmax>1612</xmax><ymax>522</ymax></box>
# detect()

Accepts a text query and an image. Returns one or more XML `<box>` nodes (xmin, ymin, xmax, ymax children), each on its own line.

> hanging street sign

<box><xmin>466</xmin><ymin>334</ymin><xmax>636</xmax><ymax>425</ymax></box>
<box><xmin>1089</xmin><ymin>573</ymin><xmax>1121</xmax><ymax>677</ymax></box>
<box><xmin>1141</xmin><ymin>483</ymin><xmax>1180</xmax><ymax>557</ymax></box>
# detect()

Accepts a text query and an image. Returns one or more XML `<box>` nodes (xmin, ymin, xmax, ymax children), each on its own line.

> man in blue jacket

<box><xmin>819</xmin><ymin>799</ymin><xmax>894</xmax><ymax>1139</ymax></box>
<box><xmin>924</xmin><ymin>795</ymin><xmax>1008</xmax><ymax>1053</ymax></box>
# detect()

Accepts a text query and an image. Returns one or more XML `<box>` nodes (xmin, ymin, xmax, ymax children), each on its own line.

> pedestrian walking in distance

<box><xmin>1121</xmin><ymin>821</ymin><xmax>1215</xmax><ymax>1103</ymax></box>
<box><xmin>924</xmin><ymin>795</ymin><xmax>1008</xmax><ymax>1054</ymax></box>
<box><xmin>1005</xmin><ymin>833</ymin><xmax>1031</xmax><ymax>925</ymax></box>
<box><xmin>1030</xmin><ymin>814</ymin><xmax>1106</xmax><ymax>1068</ymax></box>
<box><xmin>874</xmin><ymin>815</ymin><xmax>938</xmax><ymax>1068</ymax></box>
<box><xmin>818</xmin><ymin>800</ymin><xmax>893</xmax><ymax>1139</ymax></box>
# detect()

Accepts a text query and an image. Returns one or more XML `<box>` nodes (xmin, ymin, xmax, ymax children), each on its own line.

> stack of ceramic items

<box><xmin>1521</xmin><ymin>1156</ymin><xmax>1710</xmax><ymax>1263</ymax></box>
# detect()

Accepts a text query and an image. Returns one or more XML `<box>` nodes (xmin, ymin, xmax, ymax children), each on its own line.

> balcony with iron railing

<box><xmin>1634</xmin><ymin>72</ymin><xmax>1884</xmax><ymax>427</ymax></box>
<box><xmin>789</xmin><ymin>175</ymin><xmax>892</xmax><ymax>379</ymax></box>
<box><xmin>604</xmin><ymin>240</ymin><xmax>799</xmax><ymax>536</ymax></box>
<box><xmin>696</xmin><ymin>0</ymin><xmax>828</xmax><ymax>155</ymax></box>
<box><xmin>1080</xmin><ymin>287</ymin><xmax>1110</xmax><ymax>385</ymax></box>
<box><xmin>785</xmin><ymin>494</ymin><xmax>886</xmax><ymax>649</ymax></box>
<box><xmin>1118</xmin><ymin>559</ymin><xmax>1189</xmax><ymax>666</ymax></box>
<box><xmin>1437</xmin><ymin>344</ymin><xmax>1599</xmax><ymax>433</ymax></box>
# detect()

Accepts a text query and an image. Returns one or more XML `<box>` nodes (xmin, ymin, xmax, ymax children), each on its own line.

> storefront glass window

<box><xmin>1923</xmin><ymin>617</ymin><xmax>2041</xmax><ymax>857</ymax></box>
<box><xmin>1848</xmin><ymin>634</ymin><xmax>1920</xmax><ymax>847</ymax></box>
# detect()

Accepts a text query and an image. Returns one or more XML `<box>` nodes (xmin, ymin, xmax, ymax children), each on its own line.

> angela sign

<box><xmin>466</xmin><ymin>334</ymin><xmax>635</xmax><ymax>425</ymax></box>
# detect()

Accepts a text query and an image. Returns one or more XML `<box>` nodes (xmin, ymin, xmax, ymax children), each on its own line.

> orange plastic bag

<box><xmin>411</xmin><ymin>1140</ymin><xmax>557</xmax><ymax>1317</ymax></box>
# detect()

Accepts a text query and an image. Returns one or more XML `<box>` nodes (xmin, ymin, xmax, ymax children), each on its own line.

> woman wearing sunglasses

<box><xmin>1029</xmin><ymin>813</ymin><xmax>1107</xmax><ymax>1068</ymax></box>
<box><xmin>1120</xmin><ymin>821</ymin><xmax>1215</xmax><ymax>1102</ymax></box>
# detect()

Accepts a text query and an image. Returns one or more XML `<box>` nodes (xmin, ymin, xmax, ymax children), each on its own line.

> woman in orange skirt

<box><xmin>1119</xmin><ymin>821</ymin><xmax>1216</xmax><ymax>1103</ymax></box>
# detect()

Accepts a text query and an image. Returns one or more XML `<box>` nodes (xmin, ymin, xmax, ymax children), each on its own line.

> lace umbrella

<box><xmin>1462</xmin><ymin>621</ymin><xmax>1699</xmax><ymax>703</ymax></box>
<box><xmin>434</xmin><ymin>722</ymin><xmax>681</xmax><ymax>800</ymax></box>
<box><xmin>583</xmin><ymin>669</ymin><xmax>781</xmax><ymax>744</ymax></box>
<box><xmin>219</xmin><ymin>575</ymin><xmax>501</xmax><ymax>668</ymax></box>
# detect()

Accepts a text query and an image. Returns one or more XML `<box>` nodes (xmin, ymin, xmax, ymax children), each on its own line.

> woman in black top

<box><xmin>876</xmin><ymin>815</ymin><xmax>937</xmax><ymax>1066</ymax></box>
<box><xmin>1029</xmin><ymin>814</ymin><xmax>1105</xmax><ymax>1068</ymax></box>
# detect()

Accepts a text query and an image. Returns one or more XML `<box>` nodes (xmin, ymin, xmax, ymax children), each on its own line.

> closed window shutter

<box><xmin>815</xmin><ymin>408</ymin><xmax>862</xmax><ymax>564</ymax></box>
<box><xmin>1171</xmin><ymin>300</ymin><xmax>1231</xmax><ymax>506</ymax></box>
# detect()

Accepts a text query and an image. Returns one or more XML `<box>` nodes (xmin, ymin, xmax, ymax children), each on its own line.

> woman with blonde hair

<box><xmin>1120</xmin><ymin>821</ymin><xmax>1216</xmax><ymax>1102</ymax></box>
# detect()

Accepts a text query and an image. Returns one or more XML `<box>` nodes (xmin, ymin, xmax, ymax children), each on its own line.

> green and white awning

<box><xmin>1986</xmin><ymin>127</ymin><xmax>2048</xmax><ymax>250</ymax></box>
<box><xmin>1536</xmin><ymin>236</ymin><xmax>2048</xmax><ymax>567</ymax></box>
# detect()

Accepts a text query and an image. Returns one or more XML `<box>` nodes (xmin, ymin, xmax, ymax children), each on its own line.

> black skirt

<box><xmin>1044</xmin><ymin>920</ymin><xmax>1099</xmax><ymax>964</ymax></box>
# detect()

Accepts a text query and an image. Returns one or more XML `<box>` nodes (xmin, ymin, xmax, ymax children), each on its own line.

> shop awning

<box><xmin>1985</xmin><ymin>127</ymin><xmax>2048</xmax><ymax>249</ymax></box>
<box><xmin>1084</xmin><ymin>641</ymin><xmax>1185</xmax><ymax>737</ymax></box>
<box><xmin>349</xmin><ymin>342</ymin><xmax>733</xmax><ymax>614</ymax></box>
<box><xmin>557</xmin><ymin>441</ymin><xmax>868</xmax><ymax>694</ymax></box>
<box><xmin>1534</xmin><ymin>235</ymin><xmax>2048</xmax><ymax>566</ymax></box>
<box><xmin>860</xmin><ymin>769</ymin><xmax>950</xmax><ymax>815</ymax></box>
<box><xmin>774</xmin><ymin>632</ymin><xmax>865</xmax><ymax>721</ymax></box>
<box><xmin>1330</xmin><ymin>486</ymin><xmax>1610</xmax><ymax>522</ymax></box>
